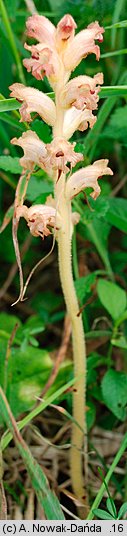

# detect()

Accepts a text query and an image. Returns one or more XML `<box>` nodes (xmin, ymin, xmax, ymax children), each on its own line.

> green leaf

<box><xmin>100</xmin><ymin>86</ymin><xmax>127</xmax><ymax>98</ymax></box>
<box><xmin>106</xmin><ymin>498</ymin><xmax>117</xmax><ymax>518</ymax></box>
<box><xmin>0</xmin><ymin>98</ymin><xmax>20</xmax><ymax>112</ymax></box>
<box><xmin>0</xmin><ymin>388</ymin><xmax>65</xmax><ymax>520</ymax></box>
<box><xmin>101</xmin><ymin>50</ymin><xmax>127</xmax><ymax>60</ymax></box>
<box><xmin>101</xmin><ymin>369</ymin><xmax>127</xmax><ymax>421</ymax></box>
<box><xmin>75</xmin><ymin>273</ymin><xmax>97</xmax><ymax>302</ymax></box>
<box><xmin>1</xmin><ymin>376</ymin><xmax>76</xmax><ymax>452</ymax></box>
<box><xmin>93</xmin><ymin>508</ymin><xmax>114</xmax><ymax>520</ymax></box>
<box><xmin>106</xmin><ymin>19</ymin><xmax>127</xmax><ymax>30</ymax></box>
<box><xmin>118</xmin><ymin>502</ymin><xmax>127</xmax><ymax>519</ymax></box>
<box><xmin>106</xmin><ymin>198</ymin><xmax>127</xmax><ymax>234</ymax></box>
<box><xmin>112</xmin><ymin>335</ymin><xmax>127</xmax><ymax>349</ymax></box>
<box><xmin>97</xmin><ymin>279</ymin><xmax>127</xmax><ymax>320</ymax></box>
<box><xmin>0</xmin><ymin>155</ymin><xmax>21</xmax><ymax>173</ymax></box>
<box><xmin>110</xmin><ymin>0</ymin><xmax>126</xmax><ymax>48</ymax></box>
<box><xmin>0</xmin><ymin>312</ymin><xmax>21</xmax><ymax>334</ymax></box>
<box><xmin>27</xmin><ymin>175</ymin><xmax>53</xmax><ymax>202</ymax></box>
<box><xmin>103</xmin><ymin>106</ymin><xmax>127</xmax><ymax>143</ymax></box>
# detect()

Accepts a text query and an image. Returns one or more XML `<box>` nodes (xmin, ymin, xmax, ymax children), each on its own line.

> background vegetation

<box><xmin>0</xmin><ymin>0</ymin><xmax>127</xmax><ymax>520</ymax></box>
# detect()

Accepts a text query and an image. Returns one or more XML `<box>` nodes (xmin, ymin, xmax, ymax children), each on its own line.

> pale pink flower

<box><xmin>25</xmin><ymin>14</ymin><xmax>55</xmax><ymax>46</ymax></box>
<box><xmin>9</xmin><ymin>83</ymin><xmax>56</xmax><ymax>125</ymax></box>
<box><xmin>63</xmin><ymin>21</ymin><xmax>104</xmax><ymax>71</ymax></box>
<box><xmin>16</xmin><ymin>204</ymin><xmax>58</xmax><ymax>238</ymax></box>
<box><xmin>11</xmin><ymin>131</ymin><xmax>48</xmax><ymax>171</ymax></box>
<box><xmin>61</xmin><ymin>73</ymin><xmax>103</xmax><ymax>110</ymax></box>
<box><xmin>66</xmin><ymin>159</ymin><xmax>113</xmax><ymax>200</ymax></box>
<box><xmin>45</xmin><ymin>137</ymin><xmax>83</xmax><ymax>176</ymax></box>
<box><xmin>23</xmin><ymin>14</ymin><xmax>76</xmax><ymax>85</ymax></box>
<box><xmin>23</xmin><ymin>15</ymin><xmax>104</xmax><ymax>86</ymax></box>
<box><xmin>63</xmin><ymin>107</ymin><xmax>96</xmax><ymax>139</ymax></box>
<box><xmin>23</xmin><ymin>43</ymin><xmax>61</xmax><ymax>83</ymax></box>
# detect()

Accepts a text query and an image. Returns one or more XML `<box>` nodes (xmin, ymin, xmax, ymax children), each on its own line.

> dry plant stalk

<box><xmin>8</xmin><ymin>13</ymin><xmax>113</xmax><ymax>514</ymax></box>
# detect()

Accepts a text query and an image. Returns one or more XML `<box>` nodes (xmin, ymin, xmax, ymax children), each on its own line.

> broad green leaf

<box><xmin>27</xmin><ymin>175</ymin><xmax>53</xmax><ymax>202</ymax></box>
<box><xmin>118</xmin><ymin>502</ymin><xmax>127</xmax><ymax>519</ymax></box>
<box><xmin>111</xmin><ymin>335</ymin><xmax>127</xmax><ymax>349</ymax></box>
<box><xmin>93</xmin><ymin>509</ymin><xmax>115</xmax><ymax>520</ymax></box>
<box><xmin>0</xmin><ymin>155</ymin><xmax>21</xmax><ymax>173</ymax></box>
<box><xmin>75</xmin><ymin>273</ymin><xmax>97</xmax><ymax>302</ymax></box>
<box><xmin>106</xmin><ymin>198</ymin><xmax>127</xmax><ymax>233</ymax></box>
<box><xmin>101</xmin><ymin>369</ymin><xmax>127</xmax><ymax>421</ymax></box>
<box><xmin>106</xmin><ymin>498</ymin><xmax>117</xmax><ymax>518</ymax></box>
<box><xmin>0</xmin><ymin>389</ymin><xmax>65</xmax><ymax>520</ymax></box>
<box><xmin>103</xmin><ymin>106</ymin><xmax>127</xmax><ymax>143</ymax></box>
<box><xmin>97</xmin><ymin>279</ymin><xmax>127</xmax><ymax>320</ymax></box>
<box><xmin>0</xmin><ymin>312</ymin><xmax>21</xmax><ymax>334</ymax></box>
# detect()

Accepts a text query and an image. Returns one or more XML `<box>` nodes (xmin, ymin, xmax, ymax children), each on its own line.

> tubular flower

<box><xmin>11</xmin><ymin>131</ymin><xmax>48</xmax><ymax>171</ymax></box>
<box><xmin>16</xmin><ymin>204</ymin><xmax>59</xmax><ymax>238</ymax></box>
<box><xmin>25</xmin><ymin>14</ymin><xmax>55</xmax><ymax>45</ymax></box>
<box><xmin>63</xmin><ymin>107</ymin><xmax>96</xmax><ymax>139</ymax></box>
<box><xmin>23</xmin><ymin>44</ymin><xmax>61</xmax><ymax>83</ymax></box>
<box><xmin>45</xmin><ymin>138</ymin><xmax>83</xmax><ymax>175</ymax></box>
<box><xmin>63</xmin><ymin>21</ymin><xmax>104</xmax><ymax>72</ymax></box>
<box><xmin>66</xmin><ymin>159</ymin><xmax>113</xmax><ymax>200</ymax></box>
<box><xmin>9</xmin><ymin>83</ymin><xmax>56</xmax><ymax>125</ymax></box>
<box><xmin>61</xmin><ymin>73</ymin><xmax>103</xmax><ymax>111</ymax></box>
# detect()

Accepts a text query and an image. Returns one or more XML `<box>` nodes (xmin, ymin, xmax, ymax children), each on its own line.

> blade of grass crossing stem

<box><xmin>0</xmin><ymin>0</ymin><xmax>25</xmax><ymax>84</ymax></box>
<box><xmin>0</xmin><ymin>387</ymin><xmax>65</xmax><ymax>520</ymax></box>
<box><xmin>111</xmin><ymin>0</ymin><xmax>126</xmax><ymax>49</ymax></box>
<box><xmin>87</xmin><ymin>431</ymin><xmax>127</xmax><ymax>519</ymax></box>
<box><xmin>1</xmin><ymin>376</ymin><xmax>76</xmax><ymax>451</ymax></box>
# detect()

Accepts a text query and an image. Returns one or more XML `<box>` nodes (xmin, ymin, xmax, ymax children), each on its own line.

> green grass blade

<box><xmin>0</xmin><ymin>388</ymin><xmax>65</xmax><ymax>520</ymax></box>
<box><xmin>0</xmin><ymin>99</ymin><xmax>21</xmax><ymax>112</ymax></box>
<box><xmin>111</xmin><ymin>0</ymin><xmax>126</xmax><ymax>48</ymax></box>
<box><xmin>101</xmin><ymin>49</ymin><xmax>127</xmax><ymax>59</ymax></box>
<box><xmin>105</xmin><ymin>20</ymin><xmax>127</xmax><ymax>30</ymax></box>
<box><xmin>100</xmin><ymin>85</ymin><xmax>127</xmax><ymax>98</ymax></box>
<box><xmin>87</xmin><ymin>431</ymin><xmax>127</xmax><ymax>519</ymax></box>
<box><xmin>1</xmin><ymin>376</ymin><xmax>76</xmax><ymax>451</ymax></box>
<box><xmin>0</xmin><ymin>0</ymin><xmax>25</xmax><ymax>84</ymax></box>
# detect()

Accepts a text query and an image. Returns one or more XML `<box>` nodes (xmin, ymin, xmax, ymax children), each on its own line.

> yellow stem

<box><xmin>54</xmin><ymin>85</ymin><xmax>88</xmax><ymax>516</ymax></box>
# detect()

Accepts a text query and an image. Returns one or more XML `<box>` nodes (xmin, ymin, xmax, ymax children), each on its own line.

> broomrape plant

<box><xmin>9</xmin><ymin>13</ymin><xmax>113</xmax><ymax>515</ymax></box>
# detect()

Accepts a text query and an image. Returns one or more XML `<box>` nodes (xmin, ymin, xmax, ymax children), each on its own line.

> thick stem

<box><xmin>54</xmin><ymin>83</ymin><xmax>88</xmax><ymax>514</ymax></box>
<box><xmin>56</xmin><ymin>185</ymin><xmax>88</xmax><ymax>514</ymax></box>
